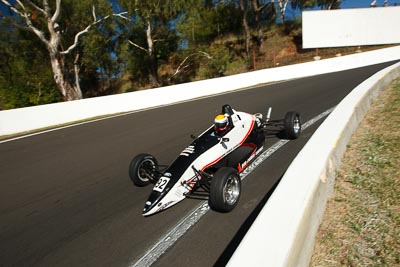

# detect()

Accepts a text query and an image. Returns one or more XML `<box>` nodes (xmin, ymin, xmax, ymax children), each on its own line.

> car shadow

<box><xmin>264</xmin><ymin>119</ymin><xmax>290</xmax><ymax>140</ymax></box>
<box><xmin>213</xmin><ymin>174</ymin><xmax>283</xmax><ymax>267</ymax></box>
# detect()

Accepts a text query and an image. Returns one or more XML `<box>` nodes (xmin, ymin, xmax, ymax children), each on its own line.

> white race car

<box><xmin>129</xmin><ymin>104</ymin><xmax>301</xmax><ymax>216</ymax></box>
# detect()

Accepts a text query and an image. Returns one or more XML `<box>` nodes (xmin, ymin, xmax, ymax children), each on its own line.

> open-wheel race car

<box><xmin>129</xmin><ymin>104</ymin><xmax>301</xmax><ymax>216</ymax></box>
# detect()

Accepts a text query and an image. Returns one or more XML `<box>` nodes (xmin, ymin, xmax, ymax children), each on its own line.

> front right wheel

<box><xmin>209</xmin><ymin>167</ymin><xmax>241</xmax><ymax>213</ymax></box>
<box><xmin>129</xmin><ymin>153</ymin><xmax>159</xmax><ymax>187</ymax></box>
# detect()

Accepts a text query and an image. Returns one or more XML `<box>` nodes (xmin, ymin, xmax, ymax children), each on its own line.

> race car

<box><xmin>129</xmin><ymin>104</ymin><xmax>301</xmax><ymax>216</ymax></box>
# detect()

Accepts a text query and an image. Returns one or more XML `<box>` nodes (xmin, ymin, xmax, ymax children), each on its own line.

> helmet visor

<box><xmin>215</xmin><ymin>121</ymin><xmax>228</xmax><ymax>132</ymax></box>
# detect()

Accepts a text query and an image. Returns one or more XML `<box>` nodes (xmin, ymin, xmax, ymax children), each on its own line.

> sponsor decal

<box><xmin>238</xmin><ymin>146</ymin><xmax>264</xmax><ymax>172</ymax></box>
<box><xmin>200</xmin><ymin>117</ymin><xmax>255</xmax><ymax>172</ymax></box>
<box><xmin>156</xmin><ymin>201</ymin><xmax>174</xmax><ymax>212</ymax></box>
<box><xmin>180</xmin><ymin>145</ymin><xmax>195</xmax><ymax>157</ymax></box>
<box><xmin>175</xmin><ymin>186</ymin><xmax>187</xmax><ymax>198</ymax></box>
<box><xmin>232</xmin><ymin>115</ymin><xmax>239</xmax><ymax>123</ymax></box>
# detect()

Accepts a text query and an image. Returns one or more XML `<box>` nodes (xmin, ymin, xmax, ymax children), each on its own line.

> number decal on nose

<box><xmin>153</xmin><ymin>177</ymin><xmax>170</xmax><ymax>192</ymax></box>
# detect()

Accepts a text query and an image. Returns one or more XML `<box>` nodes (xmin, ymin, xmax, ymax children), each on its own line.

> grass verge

<box><xmin>310</xmin><ymin>78</ymin><xmax>400</xmax><ymax>266</ymax></box>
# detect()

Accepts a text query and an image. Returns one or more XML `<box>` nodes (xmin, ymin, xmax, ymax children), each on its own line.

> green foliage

<box><xmin>0</xmin><ymin>25</ymin><xmax>61</xmax><ymax>109</ymax></box>
<box><xmin>177</xmin><ymin>2</ymin><xmax>242</xmax><ymax>47</ymax></box>
<box><xmin>0</xmin><ymin>0</ymin><xmax>328</xmax><ymax>109</ymax></box>
<box><xmin>60</xmin><ymin>0</ymin><xmax>119</xmax><ymax>96</ymax></box>
<box><xmin>198</xmin><ymin>46</ymin><xmax>230</xmax><ymax>79</ymax></box>
<box><xmin>291</xmin><ymin>0</ymin><xmax>341</xmax><ymax>10</ymax></box>
<box><xmin>117</xmin><ymin>0</ymin><xmax>185</xmax><ymax>87</ymax></box>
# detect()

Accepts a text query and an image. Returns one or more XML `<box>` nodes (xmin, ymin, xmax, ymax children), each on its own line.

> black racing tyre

<box><xmin>209</xmin><ymin>167</ymin><xmax>241</xmax><ymax>213</ymax></box>
<box><xmin>284</xmin><ymin>111</ymin><xmax>301</xmax><ymax>139</ymax></box>
<box><xmin>129</xmin><ymin>153</ymin><xmax>158</xmax><ymax>187</ymax></box>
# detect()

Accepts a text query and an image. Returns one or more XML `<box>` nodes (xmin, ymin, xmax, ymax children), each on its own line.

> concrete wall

<box><xmin>227</xmin><ymin>61</ymin><xmax>400</xmax><ymax>267</ymax></box>
<box><xmin>303</xmin><ymin>7</ymin><xmax>400</xmax><ymax>48</ymax></box>
<box><xmin>1</xmin><ymin>45</ymin><xmax>400</xmax><ymax>137</ymax></box>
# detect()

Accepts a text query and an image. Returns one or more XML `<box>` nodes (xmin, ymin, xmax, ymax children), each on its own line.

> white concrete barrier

<box><xmin>303</xmin><ymin>7</ymin><xmax>400</xmax><ymax>48</ymax></box>
<box><xmin>1</xmin><ymin>46</ymin><xmax>400</xmax><ymax>136</ymax></box>
<box><xmin>227</xmin><ymin>62</ymin><xmax>400</xmax><ymax>267</ymax></box>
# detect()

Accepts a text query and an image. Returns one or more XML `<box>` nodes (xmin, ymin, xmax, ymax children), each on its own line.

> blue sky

<box><xmin>284</xmin><ymin>0</ymin><xmax>399</xmax><ymax>21</ymax></box>
<box><xmin>1</xmin><ymin>0</ymin><xmax>399</xmax><ymax>22</ymax></box>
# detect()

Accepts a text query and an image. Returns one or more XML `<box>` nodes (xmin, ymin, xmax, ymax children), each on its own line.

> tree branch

<box><xmin>60</xmin><ymin>11</ymin><xmax>128</xmax><ymax>55</ymax></box>
<box><xmin>170</xmin><ymin>52</ymin><xmax>212</xmax><ymax>80</ymax></box>
<box><xmin>16</xmin><ymin>0</ymin><xmax>26</xmax><ymax>11</ymax></box>
<box><xmin>153</xmin><ymin>38</ymin><xmax>165</xmax><ymax>43</ymax></box>
<box><xmin>25</xmin><ymin>0</ymin><xmax>47</xmax><ymax>16</ymax></box>
<box><xmin>1</xmin><ymin>0</ymin><xmax>50</xmax><ymax>48</ymax></box>
<box><xmin>1</xmin><ymin>0</ymin><xmax>24</xmax><ymax>17</ymax></box>
<box><xmin>25</xmin><ymin>15</ymin><xmax>50</xmax><ymax>47</ymax></box>
<box><xmin>92</xmin><ymin>5</ymin><xmax>97</xmax><ymax>22</ymax></box>
<box><xmin>128</xmin><ymin>40</ymin><xmax>148</xmax><ymax>53</ymax></box>
<box><xmin>51</xmin><ymin>0</ymin><xmax>61</xmax><ymax>23</ymax></box>
<box><xmin>251</xmin><ymin>0</ymin><xmax>269</xmax><ymax>12</ymax></box>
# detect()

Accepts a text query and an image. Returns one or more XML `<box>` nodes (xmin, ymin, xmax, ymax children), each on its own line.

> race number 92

<box><xmin>153</xmin><ymin>177</ymin><xmax>170</xmax><ymax>192</ymax></box>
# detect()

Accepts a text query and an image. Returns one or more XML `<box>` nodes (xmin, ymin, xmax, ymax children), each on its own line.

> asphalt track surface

<box><xmin>0</xmin><ymin>61</ymin><xmax>397</xmax><ymax>267</ymax></box>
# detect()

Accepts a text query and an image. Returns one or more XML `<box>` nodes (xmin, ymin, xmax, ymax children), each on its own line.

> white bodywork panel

<box><xmin>143</xmin><ymin>112</ymin><xmax>255</xmax><ymax>216</ymax></box>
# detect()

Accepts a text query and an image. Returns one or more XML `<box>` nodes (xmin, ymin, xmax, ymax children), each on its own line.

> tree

<box><xmin>0</xmin><ymin>24</ymin><xmax>60</xmax><ymax>108</ymax></box>
<box><xmin>319</xmin><ymin>0</ymin><xmax>341</xmax><ymax>9</ymax></box>
<box><xmin>251</xmin><ymin>0</ymin><xmax>272</xmax><ymax>50</ymax></box>
<box><xmin>239</xmin><ymin>0</ymin><xmax>252</xmax><ymax>59</ymax></box>
<box><xmin>272</xmin><ymin>0</ymin><xmax>290</xmax><ymax>23</ymax></box>
<box><xmin>169</xmin><ymin>1</ymin><xmax>242</xmax><ymax>80</ymax></box>
<box><xmin>118</xmin><ymin>0</ymin><xmax>192</xmax><ymax>88</ymax></box>
<box><xmin>177</xmin><ymin>1</ymin><xmax>242</xmax><ymax>47</ymax></box>
<box><xmin>0</xmin><ymin>0</ymin><xmax>127</xmax><ymax>101</ymax></box>
<box><xmin>290</xmin><ymin>0</ymin><xmax>341</xmax><ymax>10</ymax></box>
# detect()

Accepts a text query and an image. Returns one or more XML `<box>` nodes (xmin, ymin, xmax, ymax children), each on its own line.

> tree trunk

<box><xmin>49</xmin><ymin>51</ymin><xmax>82</xmax><ymax>101</ymax></box>
<box><xmin>146</xmin><ymin>19</ymin><xmax>160</xmax><ymax>88</ymax></box>
<box><xmin>278</xmin><ymin>0</ymin><xmax>289</xmax><ymax>23</ymax></box>
<box><xmin>240</xmin><ymin>0</ymin><xmax>251</xmax><ymax>59</ymax></box>
<box><xmin>2</xmin><ymin>0</ymin><xmax>125</xmax><ymax>102</ymax></box>
<box><xmin>74</xmin><ymin>52</ymin><xmax>82</xmax><ymax>98</ymax></box>
<box><xmin>251</xmin><ymin>0</ymin><xmax>269</xmax><ymax>53</ymax></box>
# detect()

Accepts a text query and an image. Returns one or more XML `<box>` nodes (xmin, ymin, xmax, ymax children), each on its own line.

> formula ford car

<box><xmin>129</xmin><ymin>104</ymin><xmax>301</xmax><ymax>216</ymax></box>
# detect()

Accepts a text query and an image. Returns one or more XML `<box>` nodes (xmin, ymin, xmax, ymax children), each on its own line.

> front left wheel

<box><xmin>129</xmin><ymin>153</ymin><xmax>159</xmax><ymax>187</ymax></box>
<box><xmin>209</xmin><ymin>167</ymin><xmax>241</xmax><ymax>213</ymax></box>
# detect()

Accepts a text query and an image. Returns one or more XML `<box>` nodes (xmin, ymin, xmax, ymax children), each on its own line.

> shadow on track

<box><xmin>213</xmin><ymin>175</ymin><xmax>283</xmax><ymax>267</ymax></box>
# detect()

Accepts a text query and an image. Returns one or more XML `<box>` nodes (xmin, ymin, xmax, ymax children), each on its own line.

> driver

<box><xmin>214</xmin><ymin>114</ymin><xmax>230</xmax><ymax>136</ymax></box>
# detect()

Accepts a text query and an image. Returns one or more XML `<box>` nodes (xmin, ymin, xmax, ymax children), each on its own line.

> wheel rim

<box><xmin>223</xmin><ymin>175</ymin><xmax>240</xmax><ymax>205</ymax></box>
<box><xmin>138</xmin><ymin>159</ymin><xmax>155</xmax><ymax>182</ymax></box>
<box><xmin>293</xmin><ymin>116</ymin><xmax>301</xmax><ymax>133</ymax></box>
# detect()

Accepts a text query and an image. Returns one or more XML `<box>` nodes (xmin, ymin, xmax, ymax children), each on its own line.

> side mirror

<box><xmin>190</xmin><ymin>134</ymin><xmax>196</xmax><ymax>139</ymax></box>
<box><xmin>221</xmin><ymin>137</ymin><xmax>230</xmax><ymax>142</ymax></box>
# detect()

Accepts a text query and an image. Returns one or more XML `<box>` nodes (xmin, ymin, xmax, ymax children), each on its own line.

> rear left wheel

<box><xmin>209</xmin><ymin>167</ymin><xmax>241</xmax><ymax>213</ymax></box>
<box><xmin>284</xmin><ymin>111</ymin><xmax>301</xmax><ymax>139</ymax></box>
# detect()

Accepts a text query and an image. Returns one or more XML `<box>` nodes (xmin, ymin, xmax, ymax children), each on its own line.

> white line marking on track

<box><xmin>130</xmin><ymin>107</ymin><xmax>335</xmax><ymax>267</ymax></box>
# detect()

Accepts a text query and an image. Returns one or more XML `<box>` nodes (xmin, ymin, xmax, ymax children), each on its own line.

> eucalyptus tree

<box><xmin>239</xmin><ymin>0</ymin><xmax>251</xmax><ymax>58</ymax></box>
<box><xmin>319</xmin><ymin>0</ymin><xmax>341</xmax><ymax>9</ymax></box>
<box><xmin>290</xmin><ymin>0</ymin><xmax>341</xmax><ymax>10</ymax></box>
<box><xmin>0</xmin><ymin>0</ymin><xmax>127</xmax><ymax>101</ymax></box>
<box><xmin>0</xmin><ymin>25</ymin><xmax>58</xmax><ymax>108</ymax></box>
<box><xmin>251</xmin><ymin>0</ymin><xmax>275</xmax><ymax>51</ymax></box>
<box><xmin>118</xmin><ymin>0</ymin><xmax>195</xmax><ymax>88</ymax></box>
<box><xmin>271</xmin><ymin>0</ymin><xmax>289</xmax><ymax>23</ymax></box>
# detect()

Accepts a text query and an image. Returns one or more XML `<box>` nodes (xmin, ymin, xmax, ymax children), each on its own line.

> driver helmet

<box><xmin>214</xmin><ymin>114</ymin><xmax>229</xmax><ymax>133</ymax></box>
